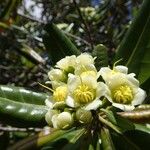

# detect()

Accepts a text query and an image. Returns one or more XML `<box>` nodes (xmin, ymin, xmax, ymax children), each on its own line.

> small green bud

<box><xmin>76</xmin><ymin>109</ymin><xmax>92</xmax><ymax>124</ymax></box>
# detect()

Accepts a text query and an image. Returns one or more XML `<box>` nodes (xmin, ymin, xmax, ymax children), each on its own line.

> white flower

<box><xmin>48</xmin><ymin>68</ymin><xmax>67</xmax><ymax>82</ymax></box>
<box><xmin>51</xmin><ymin>112</ymin><xmax>73</xmax><ymax>129</ymax></box>
<box><xmin>75</xmin><ymin>53</ymin><xmax>98</xmax><ymax>76</ymax></box>
<box><xmin>66</xmin><ymin>73</ymin><xmax>108</xmax><ymax>110</ymax></box>
<box><xmin>76</xmin><ymin>53</ymin><xmax>95</xmax><ymax>66</ymax></box>
<box><xmin>56</xmin><ymin>55</ymin><xmax>76</xmax><ymax>73</ymax></box>
<box><xmin>104</xmin><ymin>73</ymin><xmax>146</xmax><ymax>111</ymax></box>
<box><xmin>99</xmin><ymin>65</ymin><xmax>129</xmax><ymax>82</ymax></box>
<box><xmin>53</xmin><ymin>85</ymin><xmax>68</xmax><ymax>102</ymax></box>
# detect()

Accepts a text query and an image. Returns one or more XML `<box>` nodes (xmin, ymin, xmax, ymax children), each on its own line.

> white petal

<box><xmin>127</xmin><ymin>74</ymin><xmax>139</xmax><ymax>87</ymax></box>
<box><xmin>99</xmin><ymin>67</ymin><xmax>112</xmax><ymax>81</ymax></box>
<box><xmin>51</xmin><ymin>114</ymin><xmax>59</xmax><ymax>128</ymax></box>
<box><xmin>67</xmin><ymin>74</ymin><xmax>80</xmax><ymax>92</ymax></box>
<box><xmin>106</xmin><ymin>74</ymin><xmax>127</xmax><ymax>90</ymax></box>
<box><xmin>96</xmin><ymin>82</ymin><xmax>110</xmax><ymax>98</ymax></box>
<box><xmin>45</xmin><ymin>110</ymin><xmax>58</xmax><ymax>126</ymax></box>
<box><xmin>45</xmin><ymin>98</ymin><xmax>53</xmax><ymax>108</ymax></box>
<box><xmin>81</xmin><ymin>74</ymin><xmax>97</xmax><ymax>89</ymax></box>
<box><xmin>66</xmin><ymin>96</ymin><xmax>75</xmax><ymax>108</ymax></box>
<box><xmin>84</xmin><ymin>99</ymin><xmax>102</xmax><ymax>110</ymax></box>
<box><xmin>76</xmin><ymin>53</ymin><xmax>94</xmax><ymax>65</ymax></box>
<box><xmin>112</xmin><ymin>103</ymin><xmax>135</xmax><ymax>111</ymax></box>
<box><xmin>114</xmin><ymin>65</ymin><xmax>128</xmax><ymax>74</ymax></box>
<box><xmin>132</xmin><ymin>88</ymin><xmax>146</xmax><ymax>105</ymax></box>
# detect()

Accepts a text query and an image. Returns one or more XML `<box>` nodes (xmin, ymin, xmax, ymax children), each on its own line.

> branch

<box><xmin>72</xmin><ymin>0</ymin><xmax>94</xmax><ymax>50</ymax></box>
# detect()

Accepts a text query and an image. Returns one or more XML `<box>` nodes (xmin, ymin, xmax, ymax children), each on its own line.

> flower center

<box><xmin>113</xmin><ymin>85</ymin><xmax>133</xmax><ymax>104</ymax></box>
<box><xmin>74</xmin><ymin>84</ymin><xmax>95</xmax><ymax>104</ymax></box>
<box><xmin>53</xmin><ymin>86</ymin><xmax>68</xmax><ymax>102</ymax></box>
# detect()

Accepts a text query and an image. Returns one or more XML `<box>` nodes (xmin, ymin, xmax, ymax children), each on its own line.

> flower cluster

<box><xmin>45</xmin><ymin>53</ymin><xmax>146</xmax><ymax>129</ymax></box>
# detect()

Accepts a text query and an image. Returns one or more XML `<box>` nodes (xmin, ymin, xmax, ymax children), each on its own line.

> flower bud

<box><xmin>76</xmin><ymin>109</ymin><xmax>92</xmax><ymax>124</ymax></box>
<box><xmin>48</xmin><ymin>69</ymin><xmax>67</xmax><ymax>82</ymax></box>
<box><xmin>52</xmin><ymin>112</ymin><xmax>73</xmax><ymax>129</ymax></box>
<box><xmin>45</xmin><ymin>109</ymin><xmax>58</xmax><ymax>126</ymax></box>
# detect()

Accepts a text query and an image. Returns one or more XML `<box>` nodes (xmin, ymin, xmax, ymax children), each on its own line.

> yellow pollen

<box><xmin>53</xmin><ymin>86</ymin><xmax>67</xmax><ymax>102</ymax></box>
<box><xmin>74</xmin><ymin>84</ymin><xmax>95</xmax><ymax>104</ymax></box>
<box><xmin>113</xmin><ymin>85</ymin><xmax>133</xmax><ymax>104</ymax></box>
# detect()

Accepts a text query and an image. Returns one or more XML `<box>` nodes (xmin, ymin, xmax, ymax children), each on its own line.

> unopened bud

<box><xmin>52</xmin><ymin>112</ymin><xmax>73</xmax><ymax>129</ymax></box>
<box><xmin>76</xmin><ymin>109</ymin><xmax>92</xmax><ymax>124</ymax></box>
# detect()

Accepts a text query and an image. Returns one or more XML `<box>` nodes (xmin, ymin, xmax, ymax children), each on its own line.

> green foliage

<box><xmin>43</xmin><ymin>23</ymin><xmax>81</xmax><ymax>64</ymax></box>
<box><xmin>0</xmin><ymin>0</ymin><xmax>149</xmax><ymax>149</ymax></box>
<box><xmin>114</xmin><ymin>0</ymin><xmax>150</xmax><ymax>85</ymax></box>
<box><xmin>0</xmin><ymin>85</ymin><xmax>48</xmax><ymax>127</ymax></box>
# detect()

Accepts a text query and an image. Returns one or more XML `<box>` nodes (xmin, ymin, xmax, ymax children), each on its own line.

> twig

<box><xmin>64</xmin><ymin>31</ymin><xmax>91</xmax><ymax>46</ymax></box>
<box><xmin>72</xmin><ymin>0</ymin><xmax>94</xmax><ymax>50</ymax></box>
<box><xmin>17</xmin><ymin>12</ymin><xmax>47</xmax><ymax>24</ymax></box>
<box><xmin>0</xmin><ymin>126</ymin><xmax>43</xmax><ymax>132</ymax></box>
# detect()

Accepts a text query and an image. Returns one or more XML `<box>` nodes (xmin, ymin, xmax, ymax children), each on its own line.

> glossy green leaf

<box><xmin>92</xmin><ymin>44</ymin><xmax>108</xmax><ymax>69</ymax></box>
<box><xmin>114</xmin><ymin>0</ymin><xmax>150</xmax><ymax>84</ymax></box>
<box><xmin>0</xmin><ymin>85</ymin><xmax>48</xmax><ymax>105</ymax></box>
<box><xmin>0</xmin><ymin>97</ymin><xmax>47</xmax><ymax>127</ymax></box>
<box><xmin>43</xmin><ymin>23</ymin><xmax>81</xmax><ymax>64</ymax></box>
<box><xmin>0</xmin><ymin>85</ymin><xmax>49</xmax><ymax>127</ymax></box>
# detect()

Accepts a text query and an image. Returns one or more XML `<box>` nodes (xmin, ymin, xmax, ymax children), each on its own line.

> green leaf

<box><xmin>114</xmin><ymin>0</ymin><xmax>150</xmax><ymax>84</ymax></box>
<box><xmin>137</xmin><ymin>42</ymin><xmax>150</xmax><ymax>84</ymax></box>
<box><xmin>101</xmin><ymin>109</ymin><xmax>135</xmax><ymax>132</ymax></box>
<box><xmin>0</xmin><ymin>0</ymin><xmax>17</xmax><ymax>19</ymax></box>
<box><xmin>92</xmin><ymin>44</ymin><xmax>108</xmax><ymax>69</ymax></box>
<box><xmin>111</xmin><ymin>132</ymin><xmax>140</xmax><ymax>150</ymax></box>
<box><xmin>134</xmin><ymin>124</ymin><xmax>150</xmax><ymax>134</ymax></box>
<box><xmin>101</xmin><ymin>127</ymin><xmax>115</xmax><ymax>150</ymax></box>
<box><xmin>124</xmin><ymin>130</ymin><xmax>150</xmax><ymax>150</ymax></box>
<box><xmin>42</xmin><ymin>128</ymin><xmax>87</xmax><ymax>150</ymax></box>
<box><xmin>9</xmin><ymin>129</ymin><xmax>68</xmax><ymax>150</ymax></box>
<box><xmin>0</xmin><ymin>85</ymin><xmax>49</xmax><ymax>127</ymax></box>
<box><xmin>0</xmin><ymin>97</ymin><xmax>47</xmax><ymax>127</ymax></box>
<box><xmin>0</xmin><ymin>85</ymin><xmax>48</xmax><ymax>105</ymax></box>
<box><xmin>43</xmin><ymin>23</ymin><xmax>81</xmax><ymax>64</ymax></box>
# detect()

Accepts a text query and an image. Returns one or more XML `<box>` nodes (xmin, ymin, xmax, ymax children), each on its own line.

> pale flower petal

<box><xmin>112</xmin><ymin>103</ymin><xmax>135</xmax><ymax>111</ymax></box>
<box><xmin>84</xmin><ymin>99</ymin><xmax>102</xmax><ymax>110</ymax></box>
<box><xmin>66</xmin><ymin>96</ymin><xmax>76</xmax><ymax>108</ymax></box>
<box><xmin>132</xmin><ymin>88</ymin><xmax>146</xmax><ymax>105</ymax></box>
<box><xmin>76</xmin><ymin>53</ymin><xmax>94</xmax><ymax>66</ymax></box>
<box><xmin>45</xmin><ymin>98</ymin><xmax>53</xmax><ymax>108</ymax></box>
<box><xmin>56</xmin><ymin>55</ymin><xmax>76</xmax><ymax>71</ymax></box>
<box><xmin>114</xmin><ymin>65</ymin><xmax>128</xmax><ymax>74</ymax></box>
<box><xmin>48</xmin><ymin>68</ymin><xmax>66</xmax><ymax>82</ymax></box>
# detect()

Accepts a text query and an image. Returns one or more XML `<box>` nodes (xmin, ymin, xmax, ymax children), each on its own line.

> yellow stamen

<box><xmin>53</xmin><ymin>86</ymin><xmax>68</xmax><ymax>102</ymax></box>
<box><xmin>74</xmin><ymin>84</ymin><xmax>95</xmax><ymax>104</ymax></box>
<box><xmin>113</xmin><ymin>85</ymin><xmax>133</xmax><ymax>104</ymax></box>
